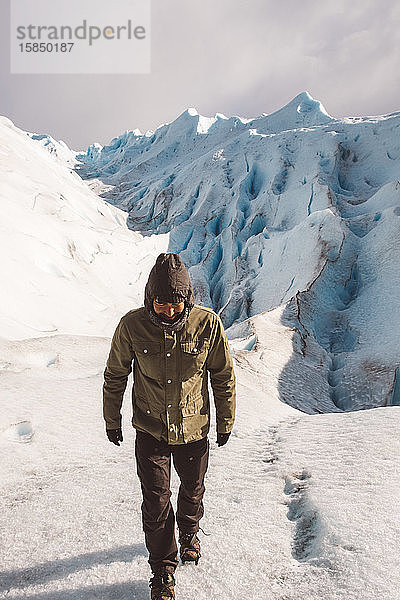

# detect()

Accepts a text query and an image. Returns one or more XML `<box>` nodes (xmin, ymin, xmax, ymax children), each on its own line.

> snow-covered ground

<box><xmin>1</xmin><ymin>327</ymin><xmax>399</xmax><ymax>600</ymax></box>
<box><xmin>1</xmin><ymin>95</ymin><xmax>400</xmax><ymax>599</ymax></box>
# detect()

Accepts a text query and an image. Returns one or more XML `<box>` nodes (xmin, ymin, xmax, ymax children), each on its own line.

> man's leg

<box><xmin>135</xmin><ymin>431</ymin><xmax>178</xmax><ymax>573</ymax></box>
<box><xmin>172</xmin><ymin>436</ymin><xmax>209</xmax><ymax>534</ymax></box>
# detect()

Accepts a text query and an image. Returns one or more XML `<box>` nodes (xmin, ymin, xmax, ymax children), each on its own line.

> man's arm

<box><xmin>207</xmin><ymin>314</ymin><xmax>236</xmax><ymax>435</ymax></box>
<box><xmin>103</xmin><ymin>317</ymin><xmax>134</xmax><ymax>430</ymax></box>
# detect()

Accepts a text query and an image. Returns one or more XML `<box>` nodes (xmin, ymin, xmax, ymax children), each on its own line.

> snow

<box><xmin>1</xmin><ymin>325</ymin><xmax>399</xmax><ymax>599</ymax></box>
<box><xmin>1</xmin><ymin>94</ymin><xmax>400</xmax><ymax>599</ymax></box>
<box><xmin>0</xmin><ymin>116</ymin><xmax>168</xmax><ymax>340</ymax></box>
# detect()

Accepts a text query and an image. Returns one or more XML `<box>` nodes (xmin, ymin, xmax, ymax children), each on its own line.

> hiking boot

<box><xmin>149</xmin><ymin>569</ymin><xmax>175</xmax><ymax>600</ymax></box>
<box><xmin>179</xmin><ymin>531</ymin><xmax>201</xmax><ymax>565</ymax></box>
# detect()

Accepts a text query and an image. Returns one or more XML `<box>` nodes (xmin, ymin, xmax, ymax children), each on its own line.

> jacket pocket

<box><xmin>181</xmin><ymin>393</ymin><xmax>202</xmax><ymax>417</ymax></box>
<box><xmin>134</xmin><ymin>394</ymin><xmax>152</xmax><ymax>417</ymax></box>
<box><xmin>133</xmin><ymin>341</ymin><xmax>161</xmax><ymax>381</ymax></box>
<box><xmin>180</xmin><ymin>339</ymin><xmax>209</xmax><ymax>381</ymax></box>
<box><xmin>132</xmin><ymin>393</ymin><xmax>161</xmax><ymax>433</ymax></box>
<box><xmin>180</xmin><ymin>392</ymin><xmax>210</xmax><ymax>442</ymax></box>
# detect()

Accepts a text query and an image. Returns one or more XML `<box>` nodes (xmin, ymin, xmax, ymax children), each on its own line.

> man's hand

<box><xmin>106</xmin><ymin>428</ymin><xmax>123</xmax><ymax>446</ymax></box>
<box><xmin>217</xmin><ymin>432</ymin><xmax>231</xmax><ymax>447</ymax></box>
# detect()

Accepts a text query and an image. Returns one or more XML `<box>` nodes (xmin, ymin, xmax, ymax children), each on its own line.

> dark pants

<box><xmin>135</xmin><ymin>430</ymin><xmax>209</xmax><ymax>573</ymax></box>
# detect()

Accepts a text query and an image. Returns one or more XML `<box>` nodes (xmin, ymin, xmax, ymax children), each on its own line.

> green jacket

<box><xmin>103</xmin><ymin>305</ymin><xmax>236</xmax><ymax>444</ymax></box>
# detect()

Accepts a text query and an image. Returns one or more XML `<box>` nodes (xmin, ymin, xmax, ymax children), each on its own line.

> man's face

<box><xmin>153</xmin><ymin>298</ymin><xmax>185</xmax><ymax>320</ymax></box>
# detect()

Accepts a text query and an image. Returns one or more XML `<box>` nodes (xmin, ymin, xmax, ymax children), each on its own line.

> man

<box><xmin>103</xmin><ymin>253</ymin><xmax>236</xmax><ymax>600</ymax></box>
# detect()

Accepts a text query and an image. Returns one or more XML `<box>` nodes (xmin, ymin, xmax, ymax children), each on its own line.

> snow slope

<box><xmin>0</xmin><ymin>116</ymin><xmax>168</xmax><ymax>340</ymax></box>
<box><xmin>0</xmin><ymin>326</ymin><xmax>399</xmax><ymax>600</ymax></box>
<box><xmin>76</xmin><ymin>92</ymin><xmax>400</xmax><ymax>413</ymax></box>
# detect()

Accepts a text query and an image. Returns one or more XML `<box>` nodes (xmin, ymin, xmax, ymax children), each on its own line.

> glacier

<box><xmin>1</xmin><ymin>92</ymin><xmax>400</xmax><ymax>600</ymax></box>
<box><xmin>75</xmin><ymin>91</ymin><xmax>400</xmax><ymax>413</ymax></box>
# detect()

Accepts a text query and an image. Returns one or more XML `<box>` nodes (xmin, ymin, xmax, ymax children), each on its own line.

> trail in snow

<box><xmin>1</xmin><ymin>334</ymin><xmax>399</xmax><ymax>600</ymax></box>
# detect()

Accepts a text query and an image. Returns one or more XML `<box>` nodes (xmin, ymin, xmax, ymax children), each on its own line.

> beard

<box><xmin>157</xmin><ymin>311</ymin><xmax>184</xmax><ymax>323</ymax></box>
<box><xmin>148</xmin><ymin>304</ymin><xmax>190</xmax><ymax>333</ymax></box>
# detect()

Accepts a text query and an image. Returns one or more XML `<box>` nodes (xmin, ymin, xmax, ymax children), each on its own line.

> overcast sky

<box><xmin>1</xmin><ymin>0</ymin><xmax>399</xmax><ymax>150</ymax></box>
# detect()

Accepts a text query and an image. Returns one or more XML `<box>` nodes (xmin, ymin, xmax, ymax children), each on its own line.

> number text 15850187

<box><xmin>19</xmin><ymin>43</ymin><xmax>74</xmax><ymax>53</ymax></box>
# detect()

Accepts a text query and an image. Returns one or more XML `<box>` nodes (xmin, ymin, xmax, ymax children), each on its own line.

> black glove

<box><xmin>106</xmin><ymin>428</ymin><xmax>123</xmax><ymax>446</ymax></box>
<box><xmin>217</xmin><ymin>432</ymin><xmax>231</xmax><ymax>447</ymax></box>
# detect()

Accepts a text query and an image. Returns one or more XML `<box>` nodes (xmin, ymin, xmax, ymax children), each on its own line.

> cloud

<box><xmin>0</xmin><ymin>0</ymin><xmax>399</xmax><ymax>148</ymax></box>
